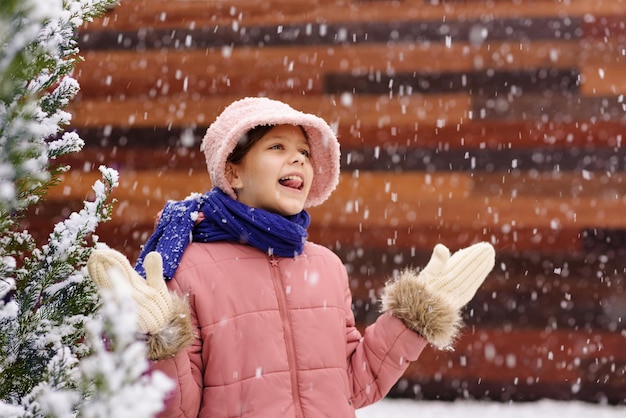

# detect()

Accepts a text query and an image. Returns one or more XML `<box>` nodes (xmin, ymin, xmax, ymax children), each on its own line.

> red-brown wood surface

<box><xmin>36</xmin><ymin>0</ymin><xmax>626</xmax><ymax>404</ymax></box>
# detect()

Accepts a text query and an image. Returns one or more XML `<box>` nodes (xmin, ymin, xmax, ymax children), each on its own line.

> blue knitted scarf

<box><xmin>135</xmin><ymin>188</ymin><xmax>310</xmax><ymax>279</ymax></box>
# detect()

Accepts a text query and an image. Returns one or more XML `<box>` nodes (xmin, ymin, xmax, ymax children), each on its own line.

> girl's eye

<box><xmin>300</xmin><ymin>149</ymin><xmax>311</xmax><ymax>158</ymax></box>
<box><xmin>270</xmin><ymin>144</ymin><xmax>284</xmax><ymax>150</ymax></box>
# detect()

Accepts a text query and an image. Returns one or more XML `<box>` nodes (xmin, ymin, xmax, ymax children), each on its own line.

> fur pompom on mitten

<box><xmin>381</xmin><ymin>242</ymin><xmax>495</xmax><ymax>350</ymax></box>
<box><xmin>87</xmin><ymin>248</ymin><xmax>194</xmax><ymax>360</ymax></box>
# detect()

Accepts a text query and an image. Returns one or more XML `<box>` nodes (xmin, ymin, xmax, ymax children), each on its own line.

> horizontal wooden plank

<box><xmin>325</xmin><ymin>68</ymin><xmax>580</xmax><ymax>95</ymax></box>
<box><xmin>351</xmin><ymin>326</ymin><xmax>626</xmax><ymax>402</ymax></box>
<box><xmin>405</xmin><ymin>328</ymin><xmax>626</xmax><ymax>382</ymax></box>
<box><xmin>400</xmin><ymin>328</ymin><xmax>626</xmax><ymax>403</ymax></box>
<box><xmin>78</xmin><ymin>17</ymin><xmax>583</xmax><ymax>51</ymax></box>
<box><xmin>392</xmin><ymin>378</ymin><xmax>625</xmax><ymax>404</ymax></box>
<box><xmin>74</xmin><ymin>41</ymin><xmax>583</xmax><ymax>98</ymax></box>
<box><xmin>67</xmin><ymin>93</ymin><xmax>472</xmax><ymax>128</ymax></box>
<box><xmin>20</xmin><ymin>204</ymin><xmax>594</xmax><ymax>263</ymax></box>
<box><xmin>307</xmin><ymin>224</ymin><xmax>584</xmax><ymax>253</ymax></box>
<box><xmin>350</xmin><ymin>274</ymin><xmax>624</xmax><ymax>332</ymax></box>
<box><xmin>389</xmin><ymin>352</ymin><xmax>625</xmax><ymax>405</ymax></box>
<box><xmin>582</xmin><ymin>14</ymin><xmax>626</xmax><ymax>39</ymax></box>
<box><xmin>81</xmin><ymin>0</ymin><xmax>626</xmax><ymax>32</ymax></box>
<box><xmin>49</xmin><ymin>169</ymin><xmax>626</xmax><ymax>204</ymax></box>
<box><xmin>580</xmin><ymin>62</ymin><xmax>626</xmax><ymax>95</ymax></box>
<box><xmin>98</xmin><ymin>144</ymin><xmax>626</xmax><ymax>174</ymax></box>
<box><xmin>397</xmin><ymin>380</ymin><xmax>626</xmax><ymax>404</ymax></box>
<box><xmin>473</xmin><ymin>93</ymin><xmax>626</xmax><ymax>122</ymax></box>
<box><xmin>46</xmin><ymin>170</ymin><xmax>474</xmax><ymax>201</ymax></box>
<box><xmin>64</xmin><ymin>118</ymin><xmax>626</xmax><ymax>155</ymax></box>
<box><xmin>44</xmin><ymin>170</ymin><xmax>626</xmax><ymax>232</ymax></box>
<box><xmin>20</xmin><ymin>206</ymin><xmax>591</xmax><ymax>258</ymax></box>
<box><xmin>580</xmin><ymin>38</ymin><xmax>626</xmax><ymax>63</ymax></box>
<box><xmin>347</xmin><ymin>259</ymin><xmax>624</xmax><ymax>300</ymax></box>
<box><xmin>353</xmin><ymin>294</ymin><xmax>621</xmax><ymax>336</ymax></box>
<box><xmin>318</xmin><ymin>223</ymin><xmax>626</xmax><ymax>256</ymax></box>
<box><xmin>68</xmin><ymin>91</ymin><xmax>626</xmax><ymax>133</ymax></box>
<box><xmin>291</xmin><ymin>173</ymin><xmax>626</xmax><ymax>230</ymax></box>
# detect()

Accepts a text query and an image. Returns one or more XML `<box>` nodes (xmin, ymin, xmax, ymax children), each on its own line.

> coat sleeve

<box><xmin>151</xmin><ymin>277</ymin><xmax>203</xmax><ymax>418</ymax></box>
<box><xmin>342</xmin><ymin>264</ymin><xmax>428</xmax><ymax>408</ymax></box>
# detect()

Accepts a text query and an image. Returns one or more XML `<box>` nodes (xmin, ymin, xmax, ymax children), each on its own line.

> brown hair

<box><xmin>227</xmin><ymin>125</ymin><xmax>274</xmax><ymax>165</ymax></box>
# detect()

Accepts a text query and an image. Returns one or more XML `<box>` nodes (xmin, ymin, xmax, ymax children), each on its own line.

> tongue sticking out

<box><xmin>279</xmin><ymin>178</ymin><xmax>303</xmax><ymax>190</ymax></box>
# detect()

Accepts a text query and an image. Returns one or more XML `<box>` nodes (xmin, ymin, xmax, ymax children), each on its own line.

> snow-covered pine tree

<box><xmin>0</xmin><ymin>1</ymin><xmax>172</xmax><ymax>416</ymax></box>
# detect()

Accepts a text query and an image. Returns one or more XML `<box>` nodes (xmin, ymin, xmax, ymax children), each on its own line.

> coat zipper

<box><xmin>269</xmin><ymin>255</ymin><xmax>304</xmax><ymax>418</ymax></box>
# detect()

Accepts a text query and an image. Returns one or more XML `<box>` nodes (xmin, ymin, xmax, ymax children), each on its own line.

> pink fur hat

<box><xmin>202</xmin><ymin>97</ymin><xmax>341</xmax><ymax>208</ymax></box>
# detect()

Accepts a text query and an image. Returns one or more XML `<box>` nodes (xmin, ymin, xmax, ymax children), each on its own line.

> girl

<box><xmin>88</xmin><ymin>97</ymin><xmax>495</xmax><ymax>417</ymax></box>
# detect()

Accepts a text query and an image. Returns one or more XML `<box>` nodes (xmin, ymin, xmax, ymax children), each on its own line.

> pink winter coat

<box><xmin>152</xmin><ymin>240</ymin><xmax>427</xmax><ymax>417</ymax></box>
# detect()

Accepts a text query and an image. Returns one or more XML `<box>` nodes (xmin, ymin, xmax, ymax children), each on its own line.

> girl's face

<box><xmin>225</xmin><ymin>124</ymin><xmax>314</xmax><ymax>216</ymax></box>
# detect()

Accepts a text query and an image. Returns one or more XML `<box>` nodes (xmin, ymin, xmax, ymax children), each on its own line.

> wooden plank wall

<box><xmin>33</xmin><ymin>0</ymin><xmax>626</xmax><ymax>404</ymax></box>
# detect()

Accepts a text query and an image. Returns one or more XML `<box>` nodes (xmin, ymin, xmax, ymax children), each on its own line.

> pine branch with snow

<box><xmin>0</xmin><ymin>1</ymin><xmax>173</xmax><ymax>416</ymax></box>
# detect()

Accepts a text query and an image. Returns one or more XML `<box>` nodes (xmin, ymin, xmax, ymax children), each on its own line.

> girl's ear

<box><xmin>225</xmin><ymin>162</ymin><xmax>243</xmax><ymax>189</ymax></box>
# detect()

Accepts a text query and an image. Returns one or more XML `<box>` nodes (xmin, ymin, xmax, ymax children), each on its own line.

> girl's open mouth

<box><xmin>279</xmin><ymin>175</ymin><xmax>304</xmax><ymax>190</ymax></box>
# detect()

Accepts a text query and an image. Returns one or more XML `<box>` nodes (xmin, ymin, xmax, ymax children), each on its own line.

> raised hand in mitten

<box><xmin>87</xmin><ymin>248</ymin><xmax>194</xmax><ymax>360</ymax></box>
<box><xmin>381</xmin><ymin>242</ymin><xmax>495</xmax><ymax>350</ymax></box>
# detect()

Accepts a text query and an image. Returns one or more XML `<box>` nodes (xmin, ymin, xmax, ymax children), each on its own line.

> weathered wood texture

<box><xmin>35</xmin><ymin>0</ymin><xmax>626</xmax><ymax>404</ymax></box>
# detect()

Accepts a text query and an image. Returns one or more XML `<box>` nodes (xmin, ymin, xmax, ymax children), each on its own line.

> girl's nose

<box><xmin>291</xmin><ymin>150</ymin><xmax>305</xmax><ymax>164</ymax></box>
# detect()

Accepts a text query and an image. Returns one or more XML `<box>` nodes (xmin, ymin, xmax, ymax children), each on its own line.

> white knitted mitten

<box><xmin>87</xmin><ymin>248</ymin><xmax>194</xmax><ymax>360</ymax></box>
<box><xmin>381</xmin><ymin>242</ymin><xmax>495</xmax><ymax>350</ymax></box>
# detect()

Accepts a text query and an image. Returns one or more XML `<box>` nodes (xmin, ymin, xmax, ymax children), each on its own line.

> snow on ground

<box><xmin>355</xmin><ymin>398</ymin><xmax>626</xmax><ymax>417</ymax></box>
